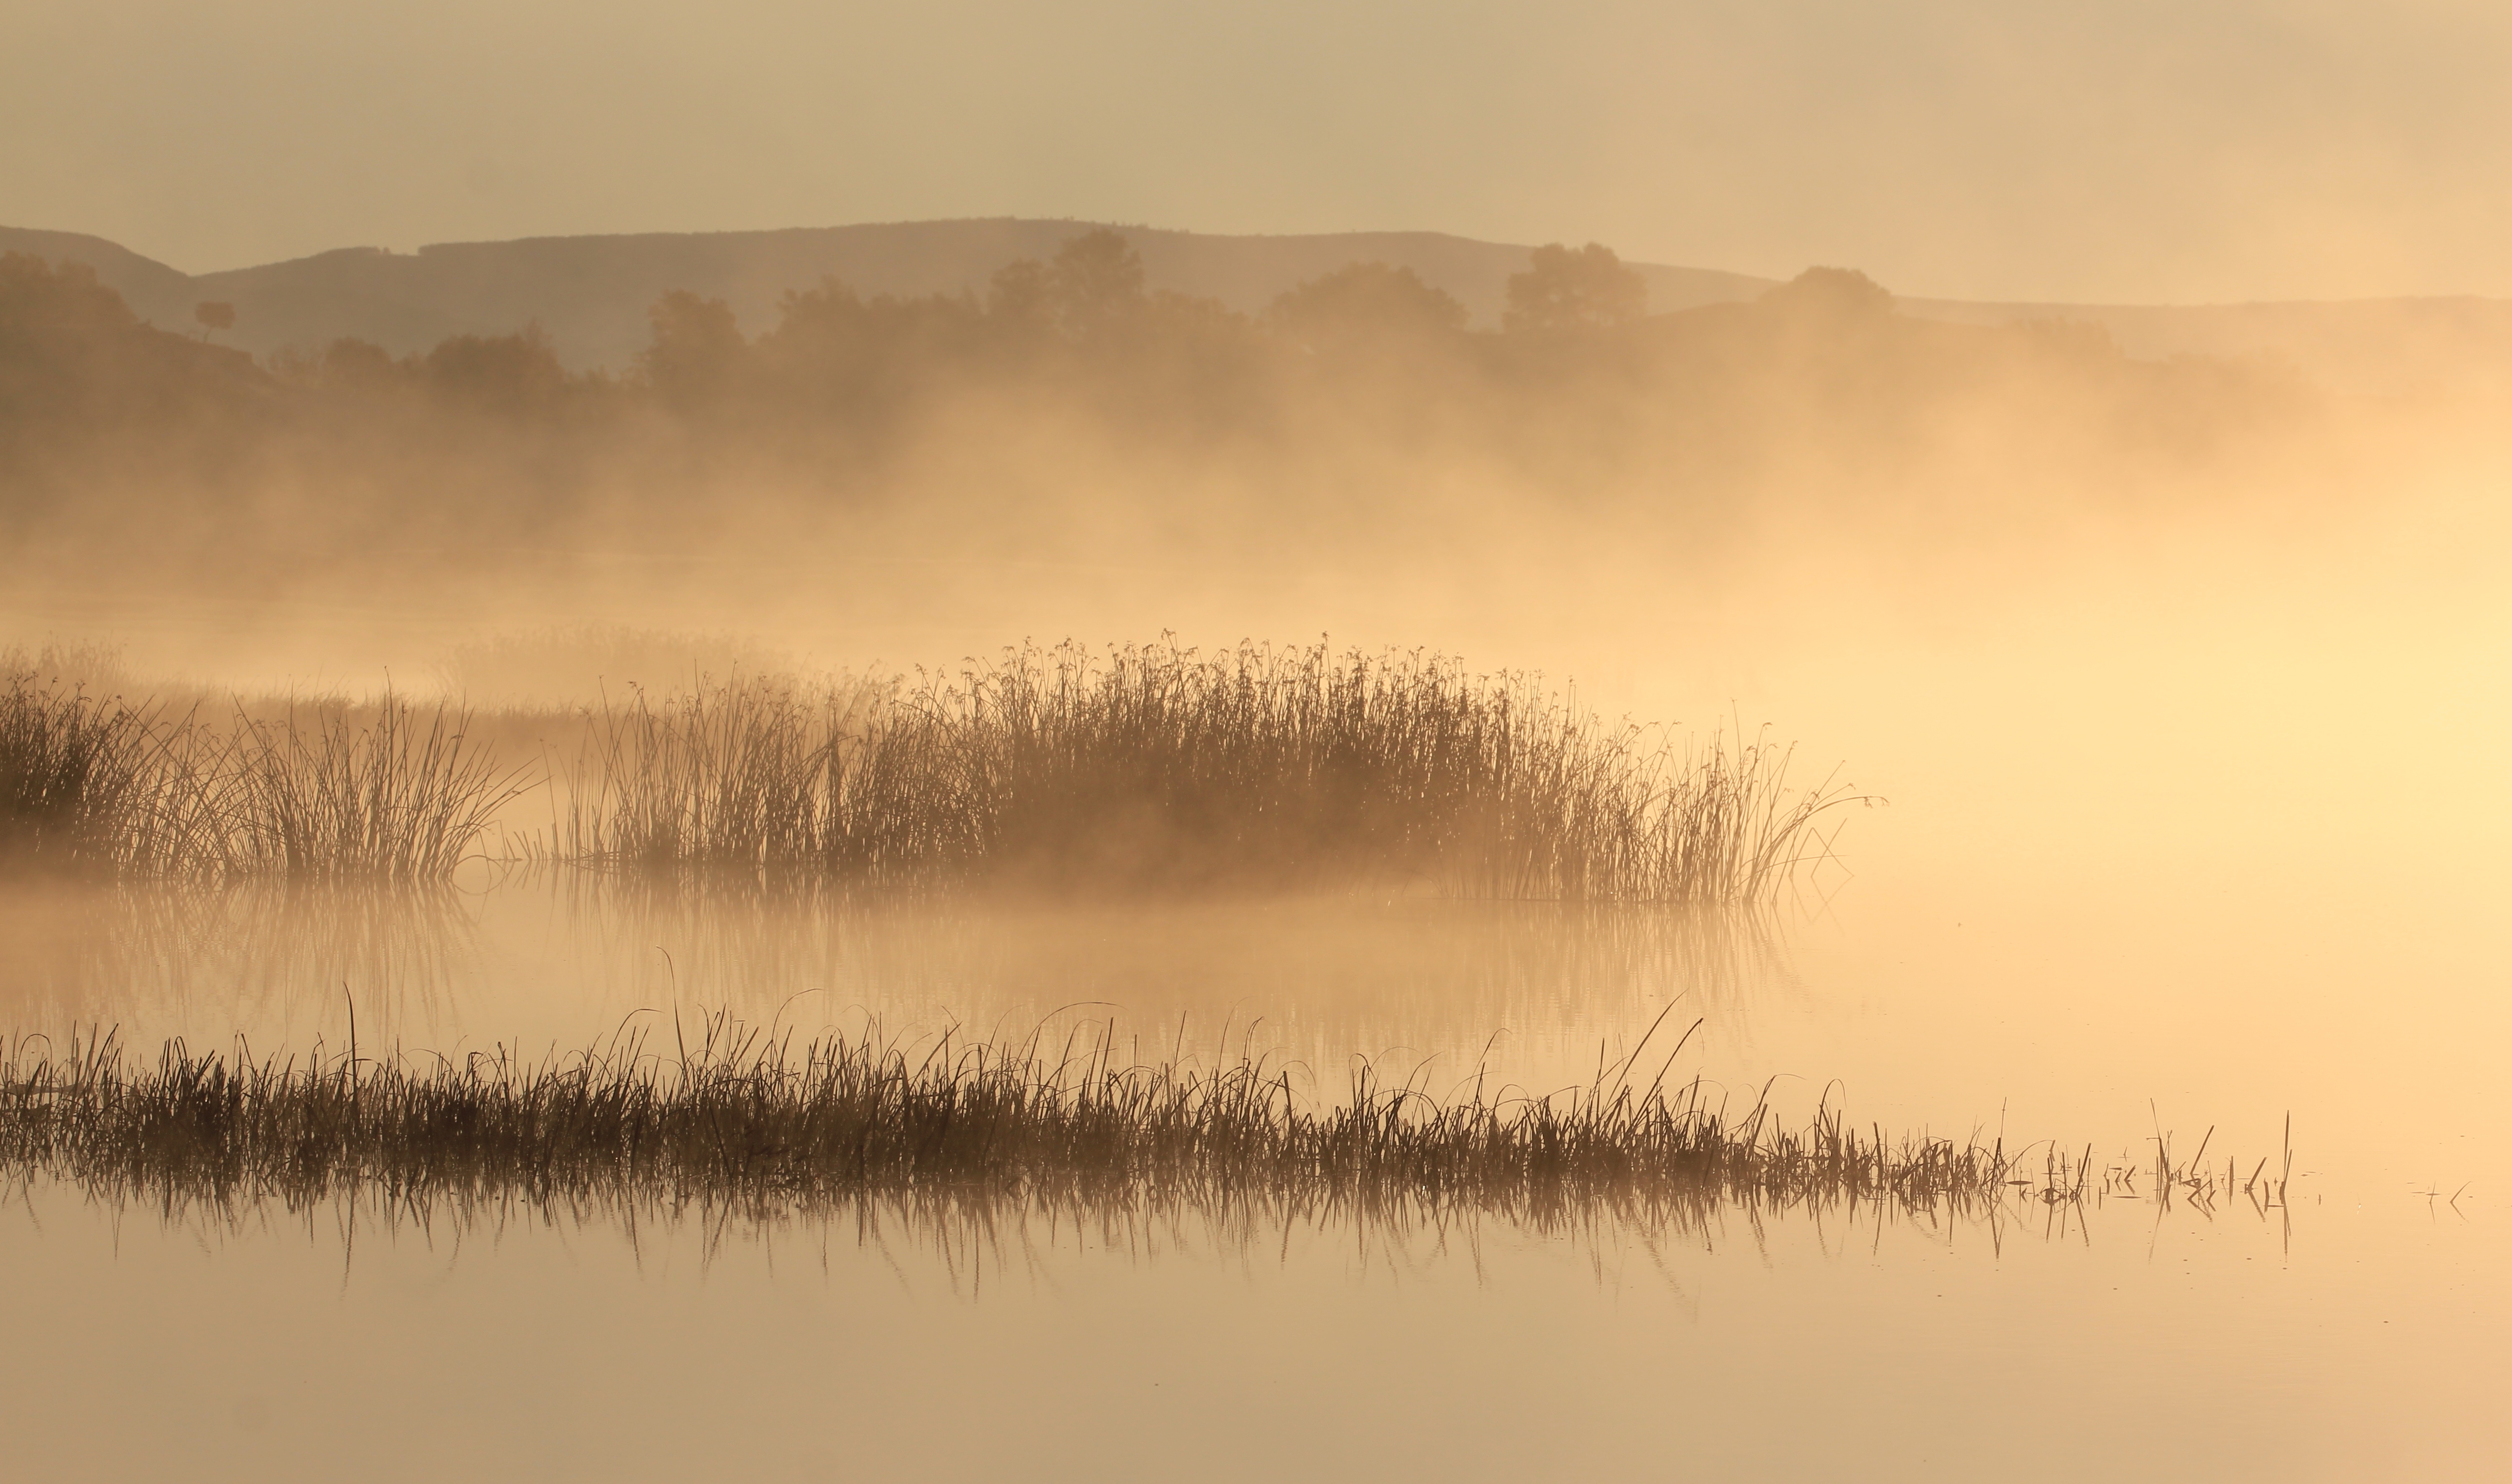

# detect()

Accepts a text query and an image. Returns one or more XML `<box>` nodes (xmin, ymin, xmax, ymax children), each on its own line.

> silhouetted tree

<box><xmin>1045</xmin><ymin>229</ymin><xmax>1146</xmax><ymax>339</ymax></box>
<box><xmin>193</xmin><ymin>301</ymin><xmax>236</xmax><ymax>338</ymax></box>
<box><xmin>637</xmin><ymin>291</ymin><xmax>748</xmax><ymax>412</ymax></box>
<box><xmin>316</xmin><ymin>337</ymin><xmax>405</xmax><ymax>394</ymax></box>
<box><xmin>1758</xmin><ymin>267</ymin><xmax>1895</xmax><ymax>322</ymax></box>
<box><xmin>753</xmin><ymin>276</ymin><xmax>988</xmax><ymax>428</ymax></box>
<box><xmin>1266</xmin><ymin>263</ymin><xmax>1467</xmax><ymax>350</ymax></box>
<box><xmin>986</xmin><ymin>257</ymin><xmax>1051</xmax><ymax>327</ymax></box>
<box><xmin>2</xmin><ymin>254</ymin><xmax>137</xmax><ymax>353</ymax></box>
<box><xmin>757</xmin><ymin>277</ymin><xmax>875</xmax><ymax>401</ymax></box>
<box><xmin>424</xmin><ymin>325</ymin><xmax>568</xmax><ymax>414</ymax></box>
<box><xmin>986</xmin><ymin>230</ymin><xmax>1151</xmax><ymax>348</ymax></box>
<box><xmin>1502</xmin><ymin>243</ymin><xmax>1647</xmax><ymax>334</ymax></box>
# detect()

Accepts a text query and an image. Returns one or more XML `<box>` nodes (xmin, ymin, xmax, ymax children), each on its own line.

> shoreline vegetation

<box><xmin>3</xmin><ymin>639</ymin><xmax>1867</xmax><ymax>902</ymax></box>
<box><xmin>0</xmin><ymin>1011</ymin><xmax>2289</xmax><ymax>1241</ymax></box>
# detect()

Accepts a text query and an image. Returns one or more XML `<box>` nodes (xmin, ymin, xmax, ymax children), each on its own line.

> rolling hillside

<box><xmin>6</xmin><ymin>218</ymin><xmax>2507</xmax><ymax>396</ymax></box>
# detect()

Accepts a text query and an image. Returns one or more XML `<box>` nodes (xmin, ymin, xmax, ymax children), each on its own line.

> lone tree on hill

<box><xmin>1503</xmin><ymin>243</ymin><xmax>1646</xmax><ymax>335</ymax></box>
<box><xmin>193</xmin><ymin>301</ymin><xmax>236</xmax><ymax>340</ymax></box>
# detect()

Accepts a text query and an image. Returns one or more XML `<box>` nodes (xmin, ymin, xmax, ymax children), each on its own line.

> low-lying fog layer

<box><xmin>4</xmin><ymin>443</ymin><xmax>2502</xmax><ymax>1196</ymax></box>
<box><xmin>10</xmin><ymin>231</ymin><xmax>2503</xmax><ymax>640</ymax></box>
<box><xmin>3</xmin><ymin>228</ymin><xmax>2508</xmax><ymax>1481</ymax></box>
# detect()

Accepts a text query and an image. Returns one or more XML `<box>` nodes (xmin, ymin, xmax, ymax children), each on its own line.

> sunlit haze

<box><xmin>2</xmin><ymin>4</ymin><xmax>2507</xmax><ymax>1481</ymax></box>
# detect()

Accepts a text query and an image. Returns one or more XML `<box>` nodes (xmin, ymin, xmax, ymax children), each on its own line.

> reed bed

<box><xmin>562</xmin><ymin>640</ymin><xmax>1861</xmax><ymax>901</ymax></box>
<box><xmin>0</xmin><ymin>670</ymin><xmax>521</xmax><ymax>881</ymax></box>
<box><xmin>204</xmin><ymin>697</ymin><xmax>523</xmax><ymax>881</ymax></box>
<box><xmin>0</xmin><ymin>1014</ymin><xmax>2277</xmax><ymax>1235</ymax></box>
<box><xmin>11</xmin><ymin>637</ymin><xmax>1859</xmax><ymax>897</ymax></box>
<box><xmin>0</xmin><ymin>673</ymin><xmax>165</xmax><ymax>870</ymax></box>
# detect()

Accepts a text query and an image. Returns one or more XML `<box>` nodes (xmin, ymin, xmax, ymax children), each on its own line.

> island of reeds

<box><xmin>3</xmin><ymin>639</ymin><xmax>1866</xmax><ymax>901</ymax></box>
<box><xmin>0</xmin><ymin>1013</ymin><xmax>2284</xmax><ymax>1237</ymax></box>
<box><xmin>1</xmin><ymin>640</ymin><xmax>2290</xmax><ymax>1248</ymax></box>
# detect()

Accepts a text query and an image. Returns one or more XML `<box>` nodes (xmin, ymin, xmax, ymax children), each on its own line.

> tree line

<box><xmin>1</xmin><ymin>230</ymin><xmax>2318</xmax><ymax>559</ymax></box>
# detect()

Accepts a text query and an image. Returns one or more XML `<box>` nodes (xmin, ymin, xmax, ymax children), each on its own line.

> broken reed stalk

<box><xmin>0</xmin><ymin>1015</ymin><xmax>2264</xmax><ymax>1235</ymax></box>
<box><xmin>561</xmin><ymin>640</ymin><xmax>1865</xmax><ymax>902</ymax></box>
<box><xmin>0</xmin><ymin>672</ymin><xmax>524</xmax><ymax>882</ymax></box>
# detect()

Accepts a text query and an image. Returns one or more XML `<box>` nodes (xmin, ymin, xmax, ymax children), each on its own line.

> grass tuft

<box><xmin>0</xmin><ymin>673</ymin><xmax>163</xmax><ymax>870</ymax></box>
<box><xmin>0</xmin><ymin>672</ymin><xmax>522</xmax><ymax>882</ymax></box>
<box><xmin>561</xmin><ymin>640</ymin><xmax>1862</xmax><ymax>901</ymax></box>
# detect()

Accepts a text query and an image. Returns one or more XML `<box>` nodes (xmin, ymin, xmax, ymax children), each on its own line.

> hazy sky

<box><xmin>8</xmin><ymin>0</ymin><xmax>2509</xmax><ymax>302</ymax></box>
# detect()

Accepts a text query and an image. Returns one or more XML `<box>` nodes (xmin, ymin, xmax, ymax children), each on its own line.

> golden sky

<box><xmin>6</xmin><ymin>0</ymin><xmax>2509</xmax><ymax>301</ymax></box>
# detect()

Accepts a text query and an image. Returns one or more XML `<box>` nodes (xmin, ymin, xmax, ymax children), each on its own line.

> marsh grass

<box><xmin>0</xmin><ymin>673</ymin><xmax>165</xmax><ymax>870</ymax></box>
<box><xmin>562</xmin><ymin>640</ymin><xmax>1862</xmax><ymax>901</ymax></box>
<box><xmin>13</xmin><ymin>637</ymin><xmax>1861</xmax><ymax>898</ymax></box>
<box><xmin>0</xmin><ymin>1012</ymin><xmax>2277</xmax><ymax>1240</ymax></box>
<box><xmin>0</xmin><ymin>669</ymin><xmax>524</xmax><ymax>881</ymax></box>
<box><xmin>206</xmin><ymin>697</ymin><xmax>526</xmax><ymax>881</ymax></box>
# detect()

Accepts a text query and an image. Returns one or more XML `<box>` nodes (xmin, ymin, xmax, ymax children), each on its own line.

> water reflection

<box><xmin>0</xmin><ymin>875</ymin><xmax>482</xmax><ymax>1036</ymax></box>
<box><xmin>0</xmin><ymin>869</ymin><xmax>1801</xmax><ymax>1088</ymax></box>
<box><xmin>548</xmin><ymin>871</ymin><xmax>1797</xmax><ymax>1041</ymax></box>
<box><xmin>2</xmin><ymin>1167</ymin><xmax>2285</xmax><ymax>1297</ymax></box>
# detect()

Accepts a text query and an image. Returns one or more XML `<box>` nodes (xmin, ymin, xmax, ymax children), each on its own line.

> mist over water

<box><xmin>5</xmin><ymin>205</ymin><xmax>2509</xmax><ymax>1478</ymax></box>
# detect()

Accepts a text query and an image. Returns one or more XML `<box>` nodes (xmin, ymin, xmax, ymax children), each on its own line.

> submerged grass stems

<box><xmin>562</xmin><ymin>640</ymin><xmax>1864</xmax><ymax>902</ymax></box>
<box><xmin>0</xmin><ymin>671</ymin><xmax>523</xmax><ymax>882</ymax></box>
<box><xmin>0</xmin><ymin>1013</ymin><xmax>2270</xmax><ymax>1240</ymax></box>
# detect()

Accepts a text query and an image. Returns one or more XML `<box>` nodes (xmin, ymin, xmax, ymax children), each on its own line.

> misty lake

<box><xmin>3</xmin><ymin>493</ymin><xmax>2503</xmax><ymax>1484</ymax></box>
<box><xmin>15</xmin><ymin>0</ymin><xmax>2512</xmax><ymax>1471</ymax></box>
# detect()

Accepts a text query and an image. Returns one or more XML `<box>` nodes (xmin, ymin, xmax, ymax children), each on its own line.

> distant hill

<box><xmin>0</xmin><ymin>228</ymin><xmax>201</xmax><ymax>329</ymax></box>
<box><xmin>0</xmin><ymin>220</ymin><xmax>1772</xmax><ymax>370</ymax></box>
<box><xmin>5</xmin><ymin>219</ymin><xmax>2508</xmax><ymax>396</ymax></box>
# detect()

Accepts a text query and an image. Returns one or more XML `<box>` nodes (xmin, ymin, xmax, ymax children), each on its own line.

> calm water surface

<box><xmin>3</xmin><ymin>507</ymin><xmax>2505</xmax><ymax>1481</ymax></box>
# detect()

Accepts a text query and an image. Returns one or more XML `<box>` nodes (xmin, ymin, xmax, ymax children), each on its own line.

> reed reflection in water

<box><xmin>0</xmin><ymin>868</ymin><xmax>1801</xmax><ymax>1089</ymax></box>
<box><xmin>0</xmin><ymin>875</ymin><xmax>483</xmax><ymax>1041</ymax></box>
<box><xmin>550</xmin><ymin>869</ymin><xmax>1798</xmax><ymax>1042</ymax></box>
<box><xmin>0</xmin><ymin>1156</ymin><xmax>2286</xmax><ymax>1302</ymax></box>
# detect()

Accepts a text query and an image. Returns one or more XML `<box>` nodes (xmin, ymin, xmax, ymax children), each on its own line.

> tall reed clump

<box><xmin>205</xmin><ymin>697</ymin><xmax>525</xmax><ymax>881</ymax></box>
<box><xmin>0</xmin><ymin>672</ymin><xmax>167</xmax><ymax>872</ymax></box>
<box><xmin>0</xmin><ymin>673</ymin><xmax>523</xmax><ymax>882</ymax></box>
<box><xmin>561</xmin><ymin>675</ymin><xmax>846</xmax><ymax>871</ymax></box>
<box><xmin>2</xmin><ymin>1014</ymin><xmax>2247</xmax><ymax>1232</ymax></box>
<box><xmin>563</xmin><ymin>641</ymin><xmax>1862</xmax><ymax>901</ymax></box>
